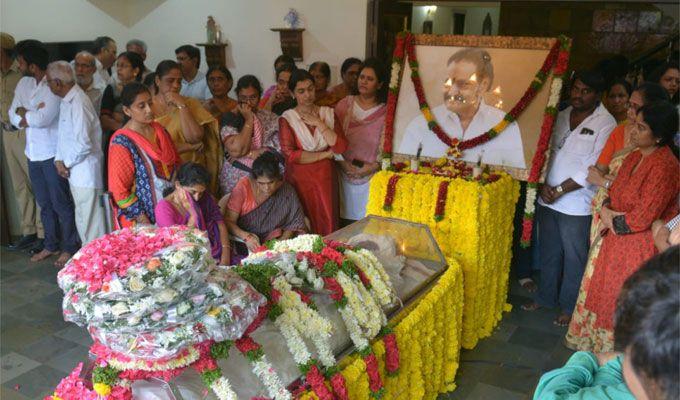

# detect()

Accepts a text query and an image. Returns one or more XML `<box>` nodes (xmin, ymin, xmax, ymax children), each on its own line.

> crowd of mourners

<box><xmin>1</xmin><ymin>32</ymin><xmax>678</xmax><ymax>400</ymax></box>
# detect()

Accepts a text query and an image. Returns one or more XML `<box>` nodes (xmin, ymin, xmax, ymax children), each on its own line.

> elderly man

<box><xmin>73</xmin><ymin>51</ymin><xmax>105</xmax><ymax>114</ymax></box>
<box><xmin>92</xmin><ymin>36</ymin><xmax>117</xmax><ymax>87</ymax></box>
<box><xmin>175</xmin><ymin>44</ymin><xmax>210</xmax><ymax>100</ymax></box>
<box><xmin>2</xmin><ymin>34</ymin><xmax>43</xmax><ymax>251</ymax></box>
<box><xmin>523</xmin><ymin>70</ymin><xmax>616</xmax><ymax>326</ymax></box>
<box><xmin>126</xmin><ymin>39</ymin><xmax>151</xmax><ymax>79</ymax></box>
<box><xmin>9</xmin><ymin>44</ymin><xmax>79</xmax><ymax>267</ymax></box>
<box><xmin>47</xmin><ymin>61</ymin><xmax>106</xmax><ymax>245</ymax></box>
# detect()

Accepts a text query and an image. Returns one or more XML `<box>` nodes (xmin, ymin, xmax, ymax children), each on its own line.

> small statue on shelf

<box><xmin>284</xmin><ymin>8</ymin><xmax>301</xmax><ymax>29</ymax></box>
<box><xmin>206</xmin><ymin>15</ymin><xmax>216</xmax><ymax>43</ymax></box>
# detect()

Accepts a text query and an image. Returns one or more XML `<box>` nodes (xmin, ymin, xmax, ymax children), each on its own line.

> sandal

<box><xmin>54</xmin><ymin>252</ymin><xmax>72</xmax><ymax>268</ymax></box>
<box><xmin>553</xmin><ymin>313</ymin><xmax>571</xmax><ymax>327</ymax></box>
<box><xmin>518</xmin><ymin>278</ymin><xmax>537</xmax><ymax>293</ymax></box>
<box><xmin>521</xmin><ymin>302</ymin><xmax>541</xmax><ymax>312</ymax></box>
<box><xmin>30</xmin><ymin>249</ymin><xmax>59</xmax><ymax>262</ymax></box>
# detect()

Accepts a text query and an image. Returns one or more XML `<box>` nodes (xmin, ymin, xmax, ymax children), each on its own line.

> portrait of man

<box><xmin>398</xmin><ymin>48</ymin><xmax>526</xmax><ymax>168</ymax></box>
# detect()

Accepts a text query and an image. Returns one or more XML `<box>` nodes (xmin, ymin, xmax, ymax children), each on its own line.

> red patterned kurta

<box><xmin>279</xmin><ymin>117</ymin><xmax>348</xmax><ymax>235</ymax></box>
<box><xmin>584</xmin><ymin>146</ymin><xmax>679</xmax><ymax>331</ymax></box>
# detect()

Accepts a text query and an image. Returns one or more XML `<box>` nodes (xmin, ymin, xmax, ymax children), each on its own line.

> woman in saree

<box><xmin>566</xmin><ymin>101</ymin><xmax>679</xmax><ymax>352</ymax></box>
<box><xmin>566</xmin><ymin>83</ymin><xmax>670</xmax><ymax>349</ymax></box>
<box><xmin>225</xmin><ymin>152</ymin><xmax>306</xmax><ymax>259</ymax></box>
<box><xmin>335</xmin><ymin>58</ymin><xmax>387</xmax><ymax>223</ymax></box>
<box><xmin>202</xmin><ymin>65</ymin><xmax>238</xmax><ymax>122</ymax></box>
<box><xmin>108</xmin><ymin>82</ymin><xmax>181</xmax><ymax>228</ymax></box>
<box><xmin>279</xmin><ymin>69</ymin><xmax>348</xmax><ymax>235</ymax></box>
<box><xmin>155</xmin><ymin>162</ymin><xmax>230</xmax><ymax>265</ymax></box>
<box><xmin>151</xmin><ymin>60</ymin><xmax>223</xmax><ymax>194</ymax></box>
<box><xmin>218</xmin><ymin>75</ymin><xmax>281</xmax><ymax>197</ymax></box>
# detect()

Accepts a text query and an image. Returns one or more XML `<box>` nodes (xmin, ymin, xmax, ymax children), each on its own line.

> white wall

<box><xmin>0</xmin><ymin>0</ymin><xmax>367</xmax><ymax>235</ymax></box>
<box><xmin>0</xmin><ymin>0</ymin><xmax>368</xmax><ymax>88</ymax></box>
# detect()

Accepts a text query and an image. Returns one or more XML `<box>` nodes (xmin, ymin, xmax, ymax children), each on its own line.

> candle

<box><xmin>410</xmin><ymin>159</ymin><xmax>419</xmax><ymax>172</ymax></box>
<box><xmin>381</xmin><ymin>158</ymin><xmax>391</xmax><ymax>171</ymax></box>
<box><xmin>473</xmin><ymin>166</ymin><xmax>482</xmax><ymax>178</ymax></box>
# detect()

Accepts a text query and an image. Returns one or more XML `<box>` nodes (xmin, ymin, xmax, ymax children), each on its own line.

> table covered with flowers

<box><xmin>47</xmin><ymin>220</ymin><xmax>466</xmax><ymax>400</ymax></box>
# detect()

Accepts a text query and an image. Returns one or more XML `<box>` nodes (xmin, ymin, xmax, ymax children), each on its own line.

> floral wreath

<box><xmin>382</xmin><ymin>32</ymin><xmax>572</xmax><ymax>246</ymax></box>
<box><xmin>242</xmin><ymin>235</ymin><xmax>401</xmax><ymax>399</ymax></box>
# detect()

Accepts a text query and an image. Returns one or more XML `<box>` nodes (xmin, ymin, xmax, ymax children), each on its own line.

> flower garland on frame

<box><xmin>382</xmin><ymin>32</ymin><xmax>572</xmax><ymax>247</ymax></box>
<box><xmin>521</xmin><ymin>37</ymin><xmax>571</xmax><ymax>247</ymax></box>
<box><xmin>382</xmin><ymin>32</ymin><xmax>563</xmax><ymax>161</ymax></box>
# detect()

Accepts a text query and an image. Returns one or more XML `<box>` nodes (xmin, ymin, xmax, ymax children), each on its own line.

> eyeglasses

<box><xmin>238</xmin><ymin>95</ymin><xmax>259</xmax><ymax>102</ymax></box>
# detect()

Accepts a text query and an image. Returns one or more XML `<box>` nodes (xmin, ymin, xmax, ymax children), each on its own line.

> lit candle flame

<box><xmin>493</xmin><ymin>86</ymin><xmax>502</xmax><ymax>94</ymax></box>
<box><xmin>469</xmin><ymin>73</ymin><xmax>477</xmax><ymax>82</ymax></box>
<box><xmin>445</xmin><ymin>78</ymin><xmax>452</xmax><ymax>87</ymax></box>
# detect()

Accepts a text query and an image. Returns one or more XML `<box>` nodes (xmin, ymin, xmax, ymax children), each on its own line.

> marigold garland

<box><xmin>367</xmin><ymin>171</ymin><xmax>519</xmax><ymax>348</ymax></box>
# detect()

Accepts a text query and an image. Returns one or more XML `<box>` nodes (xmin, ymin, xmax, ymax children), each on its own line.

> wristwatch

<box><xmin>555</xmin><ymin>185</ymin><xmax>564</xmax><ymax>194</ymax></box>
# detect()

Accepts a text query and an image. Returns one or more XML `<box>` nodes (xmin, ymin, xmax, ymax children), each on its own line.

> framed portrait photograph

<box><xmin>390</xmin><ymin>35</ymin><xmax>566</xmax><ymax>180</ymax></box>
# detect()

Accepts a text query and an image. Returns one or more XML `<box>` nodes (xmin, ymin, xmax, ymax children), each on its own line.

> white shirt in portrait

<box><xmin>399</xmin><ymin>101</ymin><xmax>526</xmax><ymax>168</ymax></box>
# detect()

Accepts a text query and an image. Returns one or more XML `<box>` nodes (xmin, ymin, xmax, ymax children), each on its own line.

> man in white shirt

<box><xmin>73</xmin><ymin>51</ymin><xmax>105</xmax><ymax>114</ymax></box>
<box><xmin>399</xmin><ymin>48</ymin><xmax>525</xmax><ymax>169</ymax></box>
<box><xmin>523</xmin><ymin>70</ymin><xmax>617</xmax><ymax>326</ymax></box>
<box><xmin>91</xmin><ymin>36</ymin><xmax>117</xmax><ymax>88</ymax></box>
<box><xmin>176</xmin><ymin>45</ymin><xmax>210</xmax><ymax>100</ymax></box>
<box><xmin>9</xmin><ymin>44</ymin><xmax>79</xmax><ymax>267</ymax></box>
<box><xmin>46</xmin><ymin>61</ymin><xmax>106</xmax><ymax>245</ymax></box>
<box><xmin>2</xmin><ymin>35</ymin><xmax>45</xmax><ymax>251</ymax></box>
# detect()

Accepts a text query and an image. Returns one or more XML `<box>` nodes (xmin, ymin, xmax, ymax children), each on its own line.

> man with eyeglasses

<box><xmin>91</xmin><ymin>36</ymin><xmax>117</xmax><ymax>88</ymax></box>
<box><xmin>72</xmin><ymin>51</ymin><xmax>105</xmax><ymax>114</ymax></box>
<box><xmin>175</xmin><ymin>44</ymin><xmax>211</xmax><ymax>100</ymax></box>
<box><xmin>523</xmin><ymin>69</ymin><xmax>616</xmax><ymax>327</ymax></box>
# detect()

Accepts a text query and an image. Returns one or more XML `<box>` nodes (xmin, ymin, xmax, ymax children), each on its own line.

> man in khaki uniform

<box><xmin>1</xmin><ymin>33</ymin><xmax>43</xmax><ymax>251</ymax></box>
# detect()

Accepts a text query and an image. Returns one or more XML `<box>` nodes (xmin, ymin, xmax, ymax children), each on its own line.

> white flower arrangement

<box><xmin>344</xmin><ymin>249</ymin><xmax>396</xmax><ymax>308</ymax></box>
<box><xmin>272</xmin><ymin>276</ymin><xmax>336</xmax><ymax>368</ymax></box>
<box><xmin>211</xmin><ymin>376</ymin><xmax>239</xmax><ymax>400</ymax></box>
<box><xmin>251</xmin><ymin>356</ymin><xmax>292</xmax><ymax>400</ymax></box>
<box><xmin>390</xmin><ymin>62</ymin><xmax>401</xmax><ymax>90</ymax></box>
<box><xmin>548</xmin><ymin>76</ymin><xmax>563</xmax><ymax>108</ymax></box>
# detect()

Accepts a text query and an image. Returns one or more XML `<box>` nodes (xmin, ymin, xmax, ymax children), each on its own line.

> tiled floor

<box><xmin>0</xmin><ymin>247</ymin><xmax>573</xmax><ymax>399</ymax></box>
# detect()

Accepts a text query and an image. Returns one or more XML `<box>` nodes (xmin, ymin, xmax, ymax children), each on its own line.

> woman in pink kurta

<box><xmin>279</xmin><ymin>70</ymin><xmax>348</xmax><ymax>235</ymax></box>
<box><xmin>335</xmin><ymin>59</ymin><xmax>388</xmax><ymax>221</ymax></box>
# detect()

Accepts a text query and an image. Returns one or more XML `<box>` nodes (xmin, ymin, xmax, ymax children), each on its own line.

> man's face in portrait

<box><xmin>443</xmin><ymin>59</ymin><xmax>489</xmax><ymax>115</ymax></box>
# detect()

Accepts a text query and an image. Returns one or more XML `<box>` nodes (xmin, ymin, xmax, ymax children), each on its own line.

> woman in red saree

<box><xmin>568</xmin><ymin>101</ymin><xmax>679</xmax><ymax>352</ymax></box>
<box><xmin>335</xmin><ymin>58</ymin><xmax>387</xmax><ymax>222</ymax></box>
<box><xmin>279</xmin><ymin>70</ymin><xmax>348</xmax><ymax>235</ymax></box>
<box><xmin>108</xmin><ymin>82</ymin><xmax>181</xmax><ymax>228</ymax></box>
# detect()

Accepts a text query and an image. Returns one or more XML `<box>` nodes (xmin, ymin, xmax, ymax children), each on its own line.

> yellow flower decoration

<box><xmin>493</xmin><ymin>118</ymin><xmax>510</xmax><ymax>133</ymax></box>
<box><xmin>51</xmin><ymin>394</ymin><xmax>63</xmax><ymax>400</ymax></box>
<box><xmin>367</xmin><ymin>171</ymin><xmax>519</xmax><ymax>349</ymax></box>
<box><xmin>93</xmin><ymin>382</ymin><xmax>112</xmax><ymax>396</ymax></box>
<box><xmin>422</xmin><ymin>107</ymin><xmax>434</xmax><ymax>122</ymax></box>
